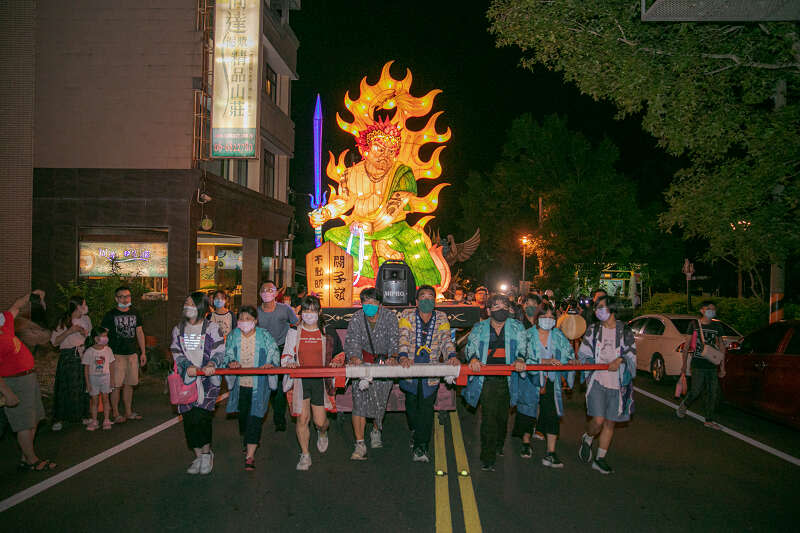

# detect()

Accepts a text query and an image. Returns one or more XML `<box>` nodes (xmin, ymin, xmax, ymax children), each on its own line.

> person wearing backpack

<box><xmin>576</xmin><ymin>295</ymin><xmax>636</xmax><ymax>475</ymax></box>
<box><xmin>676</xmin><ymin>301</ymin><xmax>726</xmax><ymax>430</ymax></box>
<box><xmin>170</xmin><ymin>292</ymin><xmax>224</xmax><ymax>475</ymax></box>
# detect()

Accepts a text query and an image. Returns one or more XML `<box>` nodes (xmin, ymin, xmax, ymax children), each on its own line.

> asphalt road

<box><xmin>1</xmin><ymin>373</ymin><xmax>798</xmax><ymax>532</ymax></box>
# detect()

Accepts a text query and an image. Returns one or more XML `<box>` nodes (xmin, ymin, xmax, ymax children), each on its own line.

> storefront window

<box><xmin>197</xmin><ymin>233</ymin><xmax>243</xmax><ymax>297</ymax></box>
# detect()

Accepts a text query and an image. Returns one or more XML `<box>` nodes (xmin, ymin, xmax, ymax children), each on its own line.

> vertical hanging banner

<box><xmin>211</xmin><ymin>0</ymin><xmax>260</xmax><ymax>158</ymax></box>
<box><xmin>306</xmin><ymin>242</ymin><xmax>354</xmax><ymax>307</ymax></box>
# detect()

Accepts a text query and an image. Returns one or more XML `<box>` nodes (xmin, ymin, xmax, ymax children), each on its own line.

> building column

<box><xmin>242</xmin><ymin>238</ymin><xmax>262</xmax><ymax>307</ymax></box>
<box><xmin>0</xmin><ymin>0</ymin><xmax>34</xmax><ymax>307</ymax></box>
<box><xmin>167</xmin><ymin>216</ymin><xmax>196</xmax><ymax>328</ymax></box>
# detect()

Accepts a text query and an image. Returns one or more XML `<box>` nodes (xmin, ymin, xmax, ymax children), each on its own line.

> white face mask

<box><xmin>302</xmin><ymin>312</ymin><xmax>319</xmax><ymax>325</ymax></box>
<box><xmin>183</xmin><ymin>306</ymin><xmax>198</xmax><ymax>320</ymax></box>
<box><xmin>238</xmin><ymin>320</ymin><xmax>255</xmax><ymax>333</ymax></box>
<box><xmin>96</xmin><ymin>336</ymin><xmax>108</xmax><ymax>345</ymax></box>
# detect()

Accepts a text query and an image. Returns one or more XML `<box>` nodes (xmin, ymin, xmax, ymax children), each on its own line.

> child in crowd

<box><xmin>82</xmin><ymin>327</ymin><xmax>115</xmax><ymax>431</ymax></box>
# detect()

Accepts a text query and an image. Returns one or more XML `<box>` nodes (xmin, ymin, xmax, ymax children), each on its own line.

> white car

<box><xmin>628</xmin><ymin>314</ymin><xmax>743</xmax><ymax>382</ymax></box>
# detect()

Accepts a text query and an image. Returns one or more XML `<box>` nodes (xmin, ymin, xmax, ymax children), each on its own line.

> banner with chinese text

<box><xmin>211</xmin><ymin>0</ymin><xmax>260</xmax><ymax>158</ymax></box>
<box><xmin>306</xmin><ymin>242</ymin><xmax>353</xmax><ymax>307</ymax></box>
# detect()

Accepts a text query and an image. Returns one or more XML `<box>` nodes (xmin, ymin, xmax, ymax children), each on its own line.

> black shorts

<box><xmin>302</xmin><ymin>378</ymin><xmax>325</xmax><ymax>406</ymax></box>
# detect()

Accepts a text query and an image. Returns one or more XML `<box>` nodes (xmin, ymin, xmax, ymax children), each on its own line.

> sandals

<box><xmin>126</xmin><ymin>412</ymin><xmax>143</xmax><ymax>421</ymax></box>
<box><xmin>245</xmin><ymin>457</ymin><xmax>256</xmax><ymax>471</ymax></box>
<box><xmin>112</xmin><ymin>415</ymin><xmax>126</xmax><ymax>424</ymax></box>
<box><xmin>19</xmin><ymin>459</ymin><xmax>57</xmax><ymax>472</ymax></box>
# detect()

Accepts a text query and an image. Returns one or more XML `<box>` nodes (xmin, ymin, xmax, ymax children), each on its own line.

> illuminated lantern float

<box><xmin>308</xmin><ymin>62</ymin><xmax>452</xmax><ymax>303</ymax></box>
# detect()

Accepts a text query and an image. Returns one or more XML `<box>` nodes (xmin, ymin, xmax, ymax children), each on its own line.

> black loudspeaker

<box><xmin>376</xmin><ymin>260</ymin><xmax>417</xmax><ymax>306</ymax></box>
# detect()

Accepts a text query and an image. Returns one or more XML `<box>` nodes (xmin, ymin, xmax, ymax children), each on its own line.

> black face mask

<box><xmin>490</xmin><ymin>309</ymin><xmax>510</xmax><ymax>323</ymax></box>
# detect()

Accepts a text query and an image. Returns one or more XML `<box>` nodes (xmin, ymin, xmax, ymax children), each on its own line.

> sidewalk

<box><xmin>0</xmin><ymin>372</ymin><xmax>175</xmax><ymax>500</ymax></box>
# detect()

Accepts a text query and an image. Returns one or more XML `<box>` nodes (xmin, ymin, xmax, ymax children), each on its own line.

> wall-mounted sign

<box><xmin>79</xmin><ymin>242</ymin><xmax>168</xmax><ymax>278</ymax></box>
<box><xmin>211</xmin><ymin>0</ymin><xmax>260</xmax><ymax>158</ymax></box>
<box><xmin>306</xmin><ymin>242</ymin><xmax>353</xmax><ymax>307</ymax></box>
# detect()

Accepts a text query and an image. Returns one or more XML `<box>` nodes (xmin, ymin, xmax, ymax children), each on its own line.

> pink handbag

<box><xmin>168</xmin><ymin>360</ymin><xmax>198</xmax><ymax>405</ymax></box>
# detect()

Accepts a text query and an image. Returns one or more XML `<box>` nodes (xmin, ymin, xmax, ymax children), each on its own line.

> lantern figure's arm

<box><xmin>309</xmin><ymin>194</ymin><xmax>352</xmax><ymax>228</ymax></box>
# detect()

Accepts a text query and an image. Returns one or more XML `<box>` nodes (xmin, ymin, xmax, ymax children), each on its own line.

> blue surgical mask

<box><xmin>213</xmin><ymin>298</ymin><xmax>225</xmax><ymax>309</ymax></box>
<box><xmin>538</xmin><ymin>317</ymin><xmax>556</xmax><ymax>330</ymax></box>
<box><xmin>704</xmin><ymin>309</ymin><xmax>716</xmax><ymax>319</ymax></box>
<box><xmin>595</xmin><ymin>308</ymin><xmax>611</xmax><ymax>322</ymax></box>
<box><xmin>363</xmin><ymin>304</ymin><xmax>379</xmax><ymax>317</ymax></box>
<box><xmin>118</xmin><ymin>302</ymin><xmax>131</xmax><ymax>310</ymax></box>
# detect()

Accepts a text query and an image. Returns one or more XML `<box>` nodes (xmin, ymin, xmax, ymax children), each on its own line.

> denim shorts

<box><xmin>586</xmin><ymin>382</ymin><xmax>629</xmax><ymax>422</ymax></box>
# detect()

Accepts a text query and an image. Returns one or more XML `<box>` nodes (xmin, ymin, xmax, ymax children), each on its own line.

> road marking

<box><xmin>433</xmin><ymin>420</ymin><xmax>452</xmax><ymax>533</ymax></box>
<box><xmin>449</xmin><ymin>411</ymin><xmax>483</xmax><ymax>533</ymax></box>
<box><xmin>634</xmin><ymin>387</ymin><xmax>800</xmax><ymax>467</ymax></box>
<box><xmin>0</xmin><ymin>392</ymin><xmax>229</xmax><ymax>514</ymax></box>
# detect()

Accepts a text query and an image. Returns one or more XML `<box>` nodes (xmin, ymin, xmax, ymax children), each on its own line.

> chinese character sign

<box><xmin>305</xmin><ymin>242</ymin><xmax>353</xmax><ymax>307</ymax></box>
<box><xmin>211</xmin><ymin>0</ymin><xmax>259</xmax><ymax>158</ymax></box>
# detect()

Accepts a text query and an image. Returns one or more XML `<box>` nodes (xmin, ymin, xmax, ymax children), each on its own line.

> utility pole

<box><xmin>682</xmin><ymin>258</ymin><xmax>694</xmax><ymax>313</ymax></box>
<box><xmin>770</xmin><ymin>80</ymin><xmax>786</xmax><ymax>324</ymax></box>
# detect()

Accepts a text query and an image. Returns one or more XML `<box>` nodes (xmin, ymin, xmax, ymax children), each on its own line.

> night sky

<box><xmin>288</xmin><ymin>0</ymin><xmax>682</xmax><ymax>243</ymax></box>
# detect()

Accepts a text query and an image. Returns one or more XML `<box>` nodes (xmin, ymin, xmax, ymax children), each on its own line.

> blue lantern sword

<box><xmin>311</xmin><ymin>94</ymin><xmax>326</xmax><ymax>247</ymax></box>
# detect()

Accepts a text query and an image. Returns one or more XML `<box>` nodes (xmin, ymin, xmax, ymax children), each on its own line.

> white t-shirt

<box><xmin>183</xmin><ymin>322</ymin><xmax>205</xmax><ymax>367</ymax></box>
<box><xmin>51</xmin><ymin>315</ymin><xmax>92</xmax><ymax>350</ymax></box>
<box><xmin>82</xmin><ymin>346</ymin><xmax>115</xmax><ymax>376</ymax></box>
<box><xmin>594</xmin><ymin>326</ymin><xmax>620</xmax><ymax>390</ymax></box>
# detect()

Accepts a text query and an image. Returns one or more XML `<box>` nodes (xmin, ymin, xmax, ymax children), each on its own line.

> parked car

<box><xmin>721</xmin><ymin>320</ymin><xmax>800</xmax><ymax>429</ymax></box>
<box><xmin>628</xmin><ymin>314</ymin><xmax>743</xmax><ymax>382</ymax></box>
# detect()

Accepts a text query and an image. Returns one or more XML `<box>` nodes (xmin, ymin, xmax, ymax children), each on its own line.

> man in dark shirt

<box><xmin>257</xmin><ymin>280</ymin><xmax>299</xmax><ymax>431</ymax></box>
<box><xmin>101</xmin><ymin>286</ymin><xmax>146</xmax><ymax>423</ymax></box>
<box><xmin>464</xmin><ymin>294</ymin><xmax>527</xmax><ymax>470</ymax></box>
<box><xmin>677</xmin><ymin>301</ymin><xmax>726</xmax><ymax>429</ymax></box>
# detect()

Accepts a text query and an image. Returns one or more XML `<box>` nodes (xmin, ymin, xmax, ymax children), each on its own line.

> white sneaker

<box><xmin>187</xmin><ymin>457</ymin><xmax>202</xmax><ymax>475</ymax></box>
<box><xmin>296</xmin><ymin>453</ymin><xmax>312</xmax><ymax>471</ymax></box>
<box><xmin>370</xmin><ymin>427</ymin><xmax>383</xmax><ymax>449</ymax></box>
<box><xmin>350</xmin><ymin>441</ymin><xmax>368</xmax><ymax>460</ymax></box>
<box><xmin>317</xmin><ymin>430</ymin><xmax>329</xmax><ymax>453</ymax></box>
<box><xmin>199</xmin><ymin>451</ymin><xmax>214</xmax><ymax>475</ymax></box>
<box><xmin>51</xmin><ymin>422</ymin><xmax>63</xmax><ymax>431</ymax></box>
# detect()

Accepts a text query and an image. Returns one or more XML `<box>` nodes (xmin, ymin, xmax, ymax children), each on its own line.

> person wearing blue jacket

<box><xmin>577</xmin><ymin>295</ymin><xmax>636</xmax><ymax>475</ymax></box>
<box><xmin>513</xmin><ymin>302</ymin><xmax>576</xmax><ymax>468</ymax></box>
<box><xmin>461</xmin><ymin>294</ymin><xmax>527</xmax><ymax>472</ymax></box>
<box><xmin>223</xmin><ymin>306</ymin><xmax>280</xmax><ymax>471</ymax></box>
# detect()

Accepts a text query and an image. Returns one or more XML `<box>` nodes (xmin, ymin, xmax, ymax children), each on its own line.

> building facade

<box><xmin>31</xmin><ymin>0</ymin><xmax>300</xmax><ymax>341</ymax></box>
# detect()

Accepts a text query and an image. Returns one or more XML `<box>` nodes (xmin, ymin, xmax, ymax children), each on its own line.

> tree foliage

<box><xmin>458</xmin><ymin>114</ymin><xmax>671</xmax><ymax>290</ymax></box>
<box><xmin>488</xmin><ymin>0</ymin><xmax>800</xmax><ymax>284</ymax></box>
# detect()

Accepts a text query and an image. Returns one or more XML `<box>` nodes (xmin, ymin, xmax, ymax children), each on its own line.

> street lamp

<box><xmin>520</xmin><ymin>234</ymin><xmax>534</xmax><ymax>281</ymax></box>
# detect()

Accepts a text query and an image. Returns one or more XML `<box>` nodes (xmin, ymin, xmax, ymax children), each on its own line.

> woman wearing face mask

<box><xmin>223</xmin><ymin>306</ymin><xmax>280</xmax><ymax>471</ymax></box>
<box><xmin>50</xmin><ymin>296</ymin><xmax>92</xmax><ymax>431</ymax></box>
<box><xmin>209</xmin><ymin>290</ymin><xmax>236</xmax><ymax>340</ymax></box>
<box><xmin>513</xmin><ymin>303</ymin><xmax>575</xmax><ymax>466</ymax></box>
<box><xmin>282</xmin><ymin>296</ymin><xmax>345</xmax><ymax>471</ymax></box>
<box><xmin>170</xmin><ymin>292</ymin><xmax>224</xmax><ymax>475</ymax></box>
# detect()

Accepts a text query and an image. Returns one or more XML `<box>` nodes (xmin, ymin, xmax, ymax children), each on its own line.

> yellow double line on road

<box><xmin>433</xmin><ymin>411</ymin><xmax>482</xmax><ymax>533</ymax></box>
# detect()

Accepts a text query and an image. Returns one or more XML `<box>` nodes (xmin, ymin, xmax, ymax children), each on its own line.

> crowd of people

<box><xmin>0</xmin><ymin>281</ymin><xmax>726</xmax><ymax>478</ymax></box>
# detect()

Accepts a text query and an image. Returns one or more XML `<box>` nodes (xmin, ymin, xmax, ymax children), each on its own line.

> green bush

<box><xmin>640</xmin><ymin>293</ymin><xmax>799</xmax><ymax>336</ymax></box>
<box><xmin>54</xmin><ymin>274</ymin><xmax>152</xmax><ymax>330</ymax></box>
